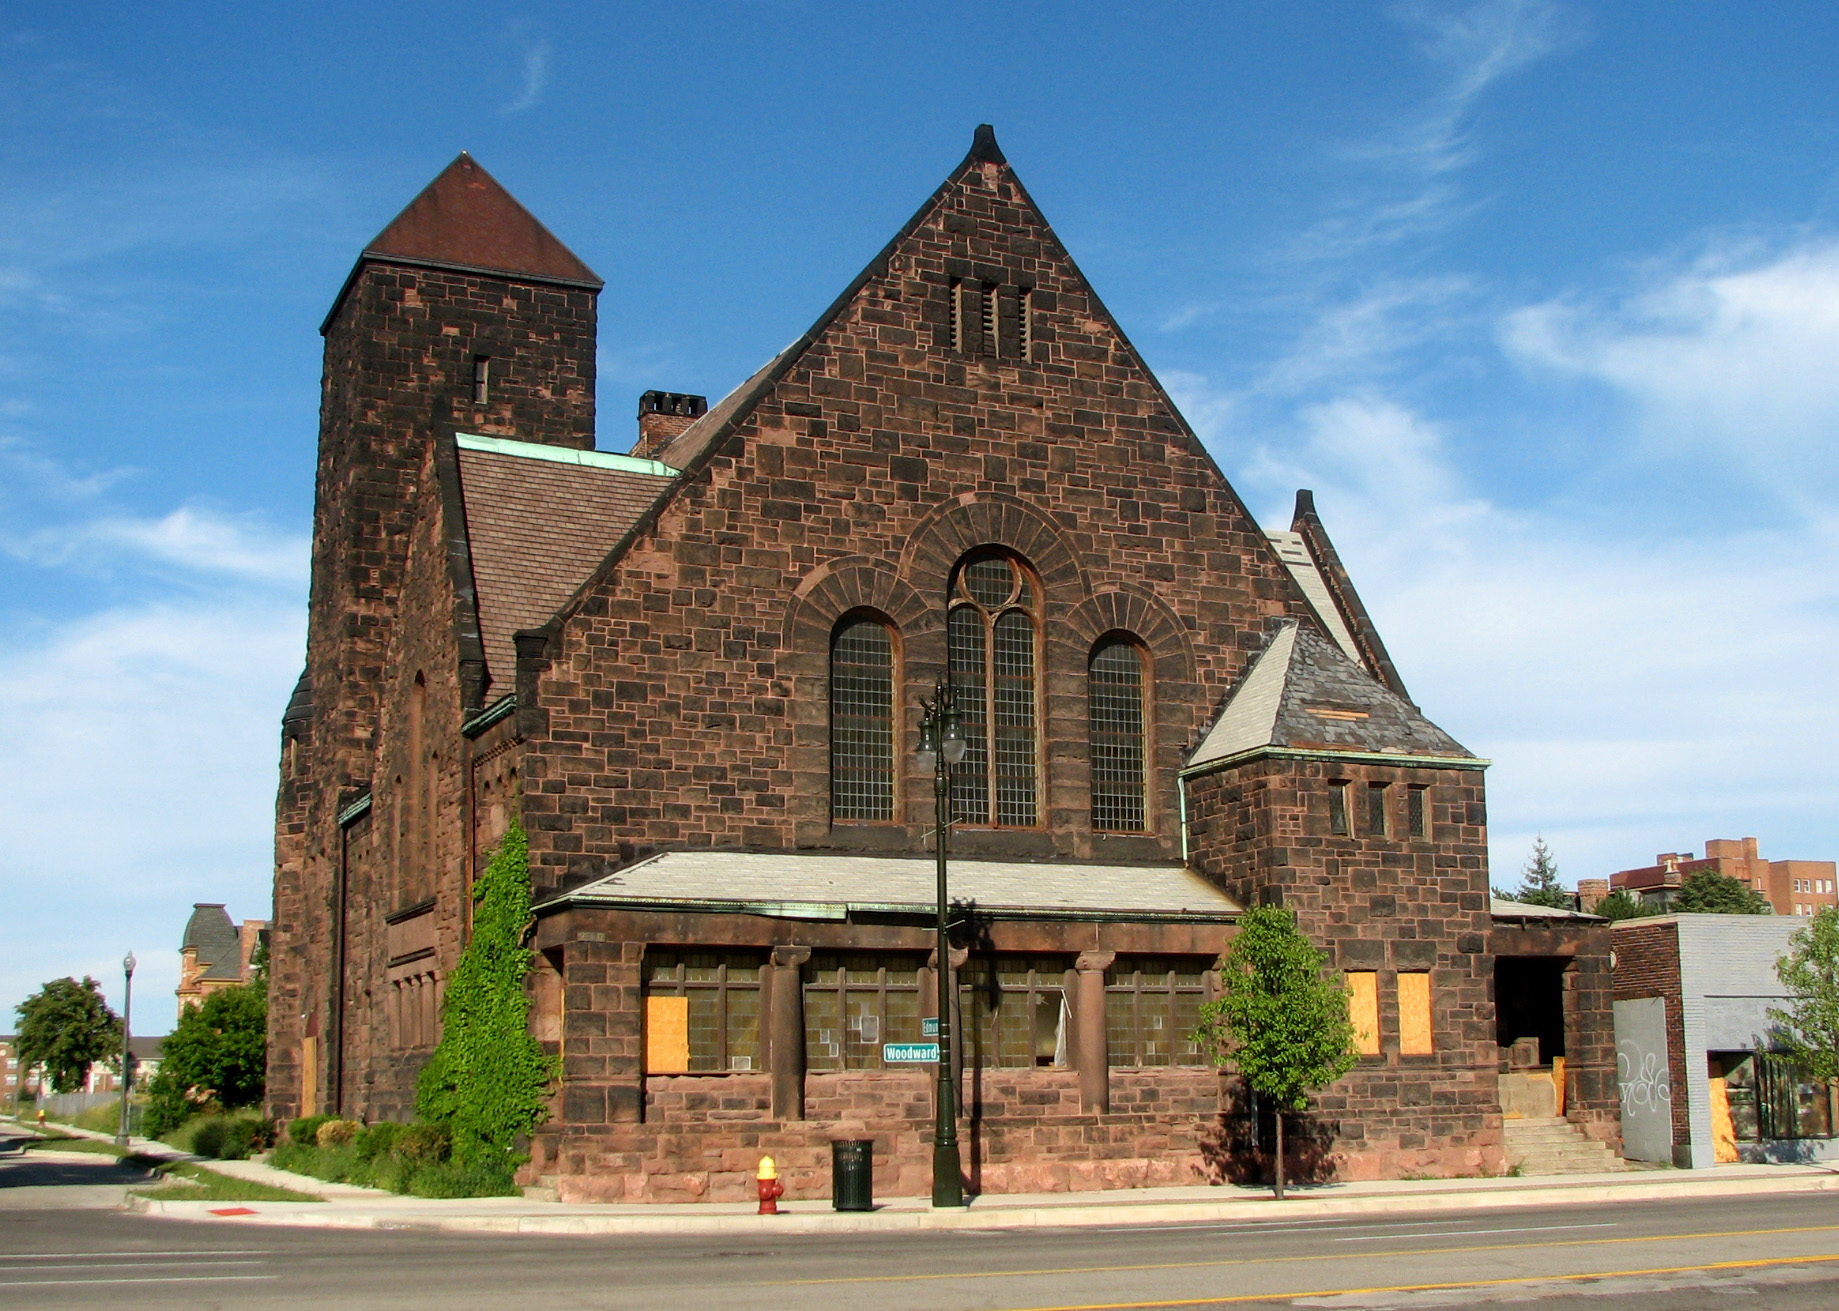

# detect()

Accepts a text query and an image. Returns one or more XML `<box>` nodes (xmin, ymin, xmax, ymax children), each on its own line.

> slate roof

<box><xmin>364</xmin><ymin>153</ymin><xmax>601</xmax><ymax>287</ymax></box>
<box><xmin>181</xmin><ymin>904</ymin><xmax>243</xmax><ymax>981</ymax></box>
<box><xmin>541</xmin><ymin>851</ymin><xmax>1242</xmax><ymax>923</ymax></box>
<box><xmin>454</xmin><ymin>434</ymin><xmax>677</xmax><ymax>690</ymax></box>
<box><xmin>1265</xmin><ymin>531</ymin><xmax>1360</xmax><ymax>661</ymax></box>
<box><xmin>1189</xmin><ymin>619</ymin><xmax>1475</xmax><ymax>769</ymax></box>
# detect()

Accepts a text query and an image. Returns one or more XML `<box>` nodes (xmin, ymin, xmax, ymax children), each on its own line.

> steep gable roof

<box><xmin>365</xmin><ymin>153</ymin><xmax>600</xmax><ymax>286</ymax></box>
<box><xmin>1188</xmin><ymin>619</ymin><xmax>1474</xmax><ymax>769</ymax></box>
<box><xmin>452</xmin><ymin>434</ymin><xmax>676</xmax><ymax>693</ymax></box>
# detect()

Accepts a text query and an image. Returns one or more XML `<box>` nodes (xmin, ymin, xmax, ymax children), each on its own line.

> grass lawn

<box><xmin>20</xmin><ymin>1133</ymin><xmax>320</xmax><ymax>1202</ymax></box>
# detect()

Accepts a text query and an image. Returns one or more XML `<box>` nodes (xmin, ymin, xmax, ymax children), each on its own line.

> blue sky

<box><xmin>6</xmin><ymin>1</ymin><xmax>1839</xmax><ymax>1033</ymax></box>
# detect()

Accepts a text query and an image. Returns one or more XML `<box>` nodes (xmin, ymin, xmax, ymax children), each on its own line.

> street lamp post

<box><xmin>916</xmin><ymin>677</ymin><xmax>968</xmax><ymax>1208</ymax></box>
<box><xmin>115</xmin><ymin>951</ymin><xmax>136</xmax><ymax>1146</ymax></box>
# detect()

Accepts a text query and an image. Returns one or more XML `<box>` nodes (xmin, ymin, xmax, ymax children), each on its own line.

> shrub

<box><xmin>191</xmin><ymin>1118</ymin><xmax>229</xmax><ymax>1159</ymax></box>
<box><xmin>268</xmin><ymin>1139</ymin><xmax>314</xmax><ymax>1175</ymax></box>
<box><xmin>288</xmin><ymin>1114</ymin><xmax>334</xmax><ymax>1146</ymax></box>
<box><xmin>356</xmin><ymin>1121</ymin><xmax>403</xmax><ymax>1162</ymax></box>
<box><xmin>219</xmin><ymin>1116</ymin><xmax>274</xmax><ymax>1160</ymax></box>
<box><xmin>314</xmin><ymin>1118</ymin><xmax>360</xmax><ymax>1148</ymax></box>
<box><xmin>393</xmin><ymin>1120</ymin><xmax>451</xmax><ymax>1165</ymax></box>
<box><xmin>408</xmin><ymin>1157</ymin><xmax>520</xmax><ymax>1198</ymax></box>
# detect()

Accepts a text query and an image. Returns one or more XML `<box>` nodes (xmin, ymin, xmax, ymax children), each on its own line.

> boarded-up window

<box><xmin>1347</xmin><ymin>971</ymin><xmax>1381</xmax><ymax>1056</ymax></box>
<box><xmin>642</xmin><ymin>950</ymin><xmax>763</xmax><ymax>1073</ymax></box>
<box><xmin>1398</xmin><ymin>972</ymin><xmax>1434</xmax><ymax>1055</ymax></box>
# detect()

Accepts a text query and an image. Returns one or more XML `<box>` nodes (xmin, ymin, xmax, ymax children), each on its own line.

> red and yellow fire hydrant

<box><xmin>756</xmin><ymin>1155</ymin><xmax>784</xmax><ymax>1215</ymax></box>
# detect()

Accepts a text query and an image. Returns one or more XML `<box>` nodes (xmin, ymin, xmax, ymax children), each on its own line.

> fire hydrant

<box><xmin>756</xmin><ymin>1155</ymin><xmax>784</xmax><ymax>1215</ymax></box>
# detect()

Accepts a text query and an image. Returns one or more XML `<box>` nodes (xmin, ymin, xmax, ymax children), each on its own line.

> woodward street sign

<box><xmin>883</xmin><ymin>1042</ymin><xmax>940</xmax><ymax>1064</ymax></box>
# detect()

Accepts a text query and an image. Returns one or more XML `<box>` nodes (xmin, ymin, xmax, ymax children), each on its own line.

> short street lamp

<box><xmin>915</xmin><ymin>677</ymin><xmax>968</xmax><ymax>1208</ymax></box>
<box><xmin>116</xmin><ymin>951</ymin><xmax>136</xmax><ymax>1146</ymax></box>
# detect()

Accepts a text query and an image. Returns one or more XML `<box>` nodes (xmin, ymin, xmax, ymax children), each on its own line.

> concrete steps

<box><xmin>1503</xmin><ymin>1116</ymin><xmax>1628</xmax><ymax>1175</ymax></box>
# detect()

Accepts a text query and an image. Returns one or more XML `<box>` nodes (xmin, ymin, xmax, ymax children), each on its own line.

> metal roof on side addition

<box><xmin>538</xmin><ymin>851</ymin><xmax>1243</xmax><ymax>923</ymax></box>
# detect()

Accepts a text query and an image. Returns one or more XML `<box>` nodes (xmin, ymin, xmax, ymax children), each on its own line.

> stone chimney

<box><xmin>1576</xmin><ymin>878</ymin><xmax>1609</xmax><ymax>912</ymax></box>
<box><xmin>634</xmin><ymin>391</ymin><xmax>707</xmax><ymax>459</ymax></box>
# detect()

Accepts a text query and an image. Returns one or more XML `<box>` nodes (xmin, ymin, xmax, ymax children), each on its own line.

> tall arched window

<box><xmin>831</xmin><ymin>616</ymin><xmax>896</xmax><ymax>821</ymax></box>
<box><xmin>949</xmin><ymin>552</ymin><xmax>1039</xmax><ymax>826</ymax></box>
<box><xmin>1089</xmin><ymin>638</ymin><xmax>1147</xmax><ymax>831</ymax></box>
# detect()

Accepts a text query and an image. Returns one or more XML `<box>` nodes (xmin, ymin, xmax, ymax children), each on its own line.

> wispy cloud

<box><xmin>1292</xmin><ymin>0</ymin><xmax>1574</xmax><ymax>262</ymax></box>
<box><xmin>6</xmin><ymin>504</ymin><xmax>309</xmax><ymax>586</ymax></box>
<box><xmin>1502</xmin><ymin>235</ymin><xmax>1839</xmax><ymax>515</ymax></box>
<box><xmin>502</xmin><ymin>31</ymin><xmax>551</xmax><ymax>114</ymax></box>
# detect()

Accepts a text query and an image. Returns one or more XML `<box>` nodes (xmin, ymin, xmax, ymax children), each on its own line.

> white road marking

<box><xmin>4</xmin><ymin>1260</ymin><xmax>264</xmax><ymax>1272</ymax></box>
<box><xmin>0</xmin><ymin>1274</ymin><xmax>276</xmax><ymax>1287</ymax></box>
<box><xmin>0</xmin><ymin>1250</ymin><xmax>269</xmax><ymax>1261</ymax></box>
<box><xmin>1332</xmin><ymin>1222</ymin><xmax>1617</xmax><ymax>1241</ymax></box>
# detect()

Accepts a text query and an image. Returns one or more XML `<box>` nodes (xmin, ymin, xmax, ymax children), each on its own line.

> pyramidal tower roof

<box><xmin>360</xmin><ymin>152</ymin><xmax>601</xmax><ymax>287</ymax></box>
<box><xmin>1188</xmin><ymin>620</ymin><xmax>1476</xmax><ymax>770</ymax></box>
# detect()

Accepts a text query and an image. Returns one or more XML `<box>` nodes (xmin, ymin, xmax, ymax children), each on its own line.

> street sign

<box><xmin>883</xmin><ymin>1041</ymin><xmax>940</xmax><ymax>1064</ymax></box>
<box><xmin>921</xmin><ymin>1016</ymin><xmax>940</xmax><ymax>1037</ymax></box>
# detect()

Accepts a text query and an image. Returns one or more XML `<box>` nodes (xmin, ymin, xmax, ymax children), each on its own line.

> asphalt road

<box><xmin>3</xmin><ymin>1149</ymin><xmax>1838</xmax><ymax>1310</ymax></box>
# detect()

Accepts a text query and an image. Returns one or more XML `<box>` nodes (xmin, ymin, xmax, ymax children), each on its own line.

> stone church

<box><xmin>271</xmin><ymin>126</ymin><xmax>1619</xmax><ymax>1202</ymax></box>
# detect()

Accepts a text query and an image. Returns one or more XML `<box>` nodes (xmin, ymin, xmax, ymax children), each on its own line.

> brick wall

<box><xmin>1610</xmin><ymin>919</ymin><xmax>1686</xmax><ymax>1149</ymax></box>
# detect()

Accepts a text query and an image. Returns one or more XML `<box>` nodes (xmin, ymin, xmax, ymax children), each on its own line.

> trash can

<box><xmin>831</xmin><ymin>1138</ymin><xmax>874</xmax><ymax>1212</ymax></box>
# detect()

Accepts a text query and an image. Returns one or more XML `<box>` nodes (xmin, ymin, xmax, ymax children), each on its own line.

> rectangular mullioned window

<box><xmin>1328</xmin><ymin>781</ymin><xmax>1350</xmax><ymax>836</ymax></box>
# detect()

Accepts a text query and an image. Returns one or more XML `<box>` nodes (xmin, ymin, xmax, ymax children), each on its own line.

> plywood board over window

<box><xmin>1346</xmin><ymin>971</ymin><xmax>1381</xmax><ymax>1056</ymax></box>
<box><xmin>645</xmin><ymin>995</ymin><xmax>690</xmax><ymax>1074</ymax></box>
<box><xmin>1398</xmin><ymin>972</ymin><xmax>1434</xmax><ymax>1055</ymax></box>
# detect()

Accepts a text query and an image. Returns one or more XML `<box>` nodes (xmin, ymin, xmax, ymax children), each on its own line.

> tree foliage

<box><xmin>1770</xmin><ymin>907</ymin><xmax>1839</xmax><ymax>1086</ymax></box>
<box><xmin>415</xmin><ymin>815</ymin><xmax>558</xmax><ymax>1171</ymax></box>
<box><xmin>1494</xmin><ymin>836</ymin><xmax>1573</xmax><ymax>908</ymax></box>
<box><xmin>144</xmin><ymin>981</ymin><xmax>269</xmax><ymax>1136</ymax></box>
<box><xmin>1672</xmin><ymin>868</ymin><xmax>1772</xmax><ymax>915</ymax></box>
<box><xmin>14</xmin><ymin>977</ymin><xmax>122</xmax><ymax>1094</ymax></box>
<box><xmin>1592</xmin><ymin>889</ymin><xmax>1650</xmax><ymax>922</ymax></box>
<box><xmin>1196</xmin><ymin>904</ymin><xmax>1358</xmax><ymax>1198</ymax></box>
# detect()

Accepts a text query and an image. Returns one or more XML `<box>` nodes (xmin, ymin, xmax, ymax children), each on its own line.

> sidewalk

<box><xmin>124</xmin><ymin>1158</ymin><xmax>1839</xmax><ymax>1236</ymax></box>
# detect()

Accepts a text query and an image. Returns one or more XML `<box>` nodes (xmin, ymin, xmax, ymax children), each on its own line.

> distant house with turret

<box><xmin>178</xmin><ymin>903</ymin><xmax>268</xmax><ymax>1010</ymax></box>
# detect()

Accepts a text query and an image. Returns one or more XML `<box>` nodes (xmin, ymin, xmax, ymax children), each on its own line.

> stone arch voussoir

<box><xmin>899</xmin><ymin>493</ymin><xmax>1088</xmax><ymax>611</ymax></box>
<box><xmin>1051</xmin><ymin>589</ymin><xmax>1197</xmax><ymax>684</ymax></box>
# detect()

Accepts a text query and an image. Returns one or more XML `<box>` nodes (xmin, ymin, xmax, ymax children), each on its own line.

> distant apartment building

<box><xmin>0</xmin><ymin>1035</ymin><xmax>22</xmax><ymax>1101</ymax></box>
<box><xmin>177</xmin><ymin>903</ymin><xmax>269</xmax><ymax>1010</ymax></box>
<box><xmin>1609</xmin><ymin>837</ymin><xmax>1837</xmax><ymax>917</ymax></box>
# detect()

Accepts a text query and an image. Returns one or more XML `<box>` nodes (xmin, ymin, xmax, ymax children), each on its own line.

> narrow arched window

<box><xmin>1089</xmin><ymin>638</ymin><xmax>1147</xmax><ymax>831</ymax></box>
<box><xmin>830</xmin><ymin>616</ymin><xmax>895</xmax><ymax>821</ymax></box>
<box><xmin>949</xmin><ymin>552</ymin><xmax>1039</xmax><ymax>826</ymax></box>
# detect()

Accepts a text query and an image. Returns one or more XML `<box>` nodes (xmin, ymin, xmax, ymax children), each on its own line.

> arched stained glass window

<box><xmin>949</xmin><ymin>553</ymin><xmax>1039</xmax><ymax>827</ymax></box>
<box><xmin>1089</xmin><ymin>639</ymin><xmax>1147</xmax><ymax>831</ymax></box>
<box><xmin>830</xmin><ymin>617</ymin><xmax>896</xmax><ymax>821</ymax></box>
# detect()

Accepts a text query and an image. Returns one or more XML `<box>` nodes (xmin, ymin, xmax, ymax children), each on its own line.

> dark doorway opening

<box><xmin>1494</xmin><ymin>956</ymin><xmax>1567</xmax><ymax>1066</ymax></box>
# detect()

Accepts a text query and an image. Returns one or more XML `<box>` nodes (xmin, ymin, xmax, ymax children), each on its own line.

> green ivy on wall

<box><xmin>415</xmin><ymin>814</ymin><xmax>558</xmax><ymax>1171</ymax></box>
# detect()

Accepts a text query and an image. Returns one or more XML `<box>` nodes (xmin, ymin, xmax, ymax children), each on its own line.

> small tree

<box><xmin>1770</xmin><ymin>907</ymin><xmax>1839</xmax><ymax>1086</ymax></box>
<box><xmin>1672</xmin><ymin>868</ymin><xmax>1771</xmax><ymax>915</ymax></box>
<box><xmin>14</xmin><ymin>977</ymin><xmax>122</xmax><ymax>1094</ymax></box>
<box><xmin>1495</xmin><ymin>836</ymin><xmax>1572</xmax><ymax>909</ymax></box>
<box><xmin>1592</xmin><ymin>889</ymin><xmax>1648</xmax><ymax>922</ymax></box>
<box><xmin>1196</xmin><ymin>904</ymin><xmax>1358</xmax><ymax>1199</ymax></box>
<box><xmin>144</xmin><ymin>981</ymin><xmax>269</xmax><ymax>1137</ymax></box>
<box><xmin>416</xmin><ymin>815</ymin><xmax>558</xmax><ymax>1174</ymax></box>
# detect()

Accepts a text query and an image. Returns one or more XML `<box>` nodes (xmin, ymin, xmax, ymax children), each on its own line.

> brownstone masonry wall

<box><xmin>511</xmin><ymin>150</ymin><xmax>1327</xmax><ymax>900</ymax></box>
<box><xmin>1183</xmin><ymin>755</ymin><xmax>1504</xmax><ymax>1180</ymax></box>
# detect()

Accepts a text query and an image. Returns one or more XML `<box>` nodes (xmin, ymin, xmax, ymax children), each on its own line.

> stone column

<box><xmin>1074</xmin><ymin>951</ymin><xmax>1115</xmax><ymax>1115</ymax></box>
<box><xmin>769</xmin><ymin>946</ymin><xmax>811</xmax><ymax>1121</ymax></box>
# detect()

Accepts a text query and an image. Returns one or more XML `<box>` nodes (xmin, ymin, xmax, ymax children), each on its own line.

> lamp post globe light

<box><xmin>916</xmin><ymin>676</ymin><xmax>968</xmax><ymax>1207</ymax></box>
<box><xmin>116</xmin><ymin>951</ymin><xmax>136</xmax><ymax>1146</ymax></box>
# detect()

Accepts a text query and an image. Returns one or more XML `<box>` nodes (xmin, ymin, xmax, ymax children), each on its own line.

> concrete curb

<box><xmin>125</xmin><ymin>1168</ymin><xmax>1839</xmax><ymax>1235</ymax></box>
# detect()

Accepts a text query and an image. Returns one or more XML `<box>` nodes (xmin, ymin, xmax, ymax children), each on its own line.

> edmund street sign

<box><xmin>921</xmin><ymin>1016</ymin><xmax>940</xmax><ymax>1037</ymax></box>
<box><xmin>883</xmin><ymin>1042</ymin><xmax>940</xmax><ymax>1064</ymax></box>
